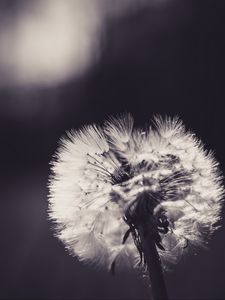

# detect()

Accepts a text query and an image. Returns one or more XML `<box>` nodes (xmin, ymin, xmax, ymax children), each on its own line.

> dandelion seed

<box><xmin>48</xmin><ymin>114</ymin><xmax>224</xmax><ymax>299</ymax></box>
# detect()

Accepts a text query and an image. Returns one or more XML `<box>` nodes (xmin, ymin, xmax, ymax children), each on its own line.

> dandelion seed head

<box><xmin>48</xmin><ymin>114</ymin><xmax>224</xmax><ymax>270</ymax></box>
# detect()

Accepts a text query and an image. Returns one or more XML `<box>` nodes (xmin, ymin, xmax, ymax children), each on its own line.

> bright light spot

<box><xmin>0</xmin><ymin>0</ymin><xmax>169</xmax><ymax>87</ymax></box>
<box><xmin>0</xmin><ymin>0</ymin><xmax>101</xmax><ymax>86</ymax></box>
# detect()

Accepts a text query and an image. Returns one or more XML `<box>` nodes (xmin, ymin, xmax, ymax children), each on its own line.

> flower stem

<box><xmin>139</xmin><ymin>227</ymin><xmax>168</xmax><ymax>300</ymax></box>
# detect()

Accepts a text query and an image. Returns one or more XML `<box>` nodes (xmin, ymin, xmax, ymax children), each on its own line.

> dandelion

<box><xmin>48</xmin><ymin>114</ymin><xmax>224</xmax><ymax>300</ymax></box>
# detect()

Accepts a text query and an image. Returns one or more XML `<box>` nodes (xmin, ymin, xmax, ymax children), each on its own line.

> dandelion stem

<box><xmin>139</xmin><ymin>226</ymin><xmax>168</xmax><ymax>300</ymax></box>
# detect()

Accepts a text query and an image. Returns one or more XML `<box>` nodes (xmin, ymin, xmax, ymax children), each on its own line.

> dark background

<box><xmin>1</xmin><ymin>1</ymin><xmax>225</xmax><ymax>299</ymax></box>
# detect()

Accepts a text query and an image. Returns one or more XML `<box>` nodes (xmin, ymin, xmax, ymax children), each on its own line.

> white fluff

<box><xmin>48</xmin><ymin>114</ymin><xmax>224</xmax><ymax>270</ymax></box>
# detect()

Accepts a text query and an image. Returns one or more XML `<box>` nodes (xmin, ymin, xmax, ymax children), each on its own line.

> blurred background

<box><xmin>1</xmin><ymin>0</ymin><xmax>225</xmax><ymax>299</ymax></box>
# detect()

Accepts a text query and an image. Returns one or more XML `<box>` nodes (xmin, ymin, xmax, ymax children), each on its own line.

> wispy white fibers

<box><xmin>48</xmin><ymin>115</ymin><xmax>224</xmax><ymax>271</ymax></box>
